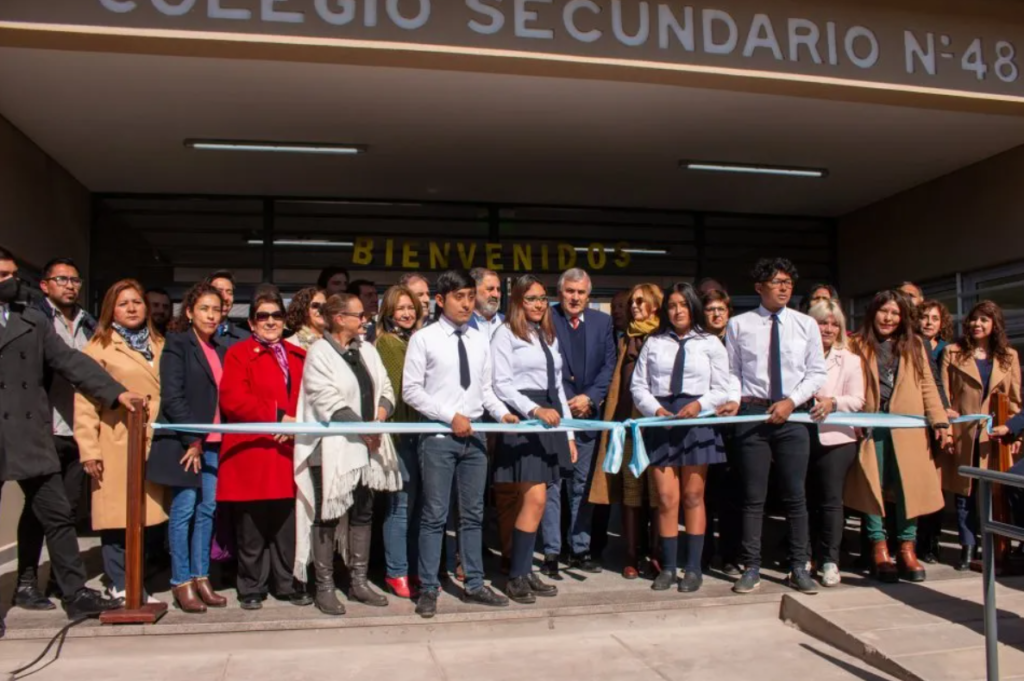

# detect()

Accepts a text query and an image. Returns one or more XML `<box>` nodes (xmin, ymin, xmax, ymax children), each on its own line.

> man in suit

<box><xmin>540</xmin><ymin>268</ymin><xmax>616</xmax><ymax>575</ymax></box>
<box><xmin>206</xmin><ymin>270</ymin><xmax>250</xmax><ymax>347</ymax></box>
<box><xmin>0</xmin><ymin>248</ymin><xmax>143</xmax><ymax>631</ymax></box>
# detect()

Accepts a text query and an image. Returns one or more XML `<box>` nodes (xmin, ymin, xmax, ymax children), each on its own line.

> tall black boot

<box><xmin>312</xmin><ymin>523</ymin><xmax>345</xmax><ymax>616</ymax></box>
<box><xmin>348</xmin><ymin>525</ymin><xmax>388</xmax><ymax>607</ymax></box>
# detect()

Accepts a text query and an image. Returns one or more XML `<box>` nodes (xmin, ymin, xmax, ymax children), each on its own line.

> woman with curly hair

<box><xmin>286</xmin><ymin>287</ymin><xmax>327</xmax><ymax>351</ymax></box>
<box><xmin>941</xmin><ymin>300</ymin><xmax>1022</xmax><ymax>569</ymax></box>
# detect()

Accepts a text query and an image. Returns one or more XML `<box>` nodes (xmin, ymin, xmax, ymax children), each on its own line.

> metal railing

<box><xmin>957</xmin><ymin>466</ymin><xmax>1024</xmax><ymax>681</ymax></box>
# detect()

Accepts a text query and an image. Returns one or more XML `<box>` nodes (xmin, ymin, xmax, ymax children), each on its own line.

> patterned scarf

<box><xmin>381</xmin><ymin>316</ymin><xmax>414</xmax><ymax>342</ymax></box>
<box><xmin>256</xmin><ymin>336</ymin><xmax>291</xmax><ymax>386</ymax></box>
<box><xmin>112</xmin><ymin>323</ymin><xmax>153</xmax><ymax>361</ymax></box>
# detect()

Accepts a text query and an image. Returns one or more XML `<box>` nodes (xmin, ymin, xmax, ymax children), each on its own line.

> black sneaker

<box><xmin>732</xmin><ymin>568</ymin><xmax>761</xmax><ymax>594</ymax></box>
<box><xmin>461</xmin><ymin>585</ymin><xmax>509</xmax><ymax>608</ymax></box>
<box><xmin>678</xmin><ymin>571</ymin><xmax>703</xmax><ymax>593</ymax></box>
<box><xmin>787</xmin><ymin>567</ymin><xmax>819</xmax><ymax>595</ymax></box>
<box><xmin>722</xmin><ymin>562</ymin><xmax>743</xmax><ymax>577</ymax></box>
<box><xmin>506</xmin><ymin>576</ymin><xmax>536</xmax><ymax>604</ymax></box>
<box><xmin>569</xmin><ymin>553</ymin><xmax>602</xmax><ymax>574</ymax></box>
<box><xmin>12</xmin><ymin>584</ymin><xmax>56</xmax><ymax>611</ymax></box>
<box><xmin>526</xmin><ymin>572</ymin><xmax>558</xmax><ymax>597</ymax></box>
<box><xmin>540</xmin><ymin>554</ymin><xmax>561</xmax><ymax>579</ymax></box>
<box><xmin>239</xmin><ymin>594</ymin><xmax>263</xmax><ymax>611</ymax></box>
<box><xmin>62</xmin><ymin>588</ymin><xmax>120</xmax><ymax>620</ymax></box>
<box><xmin>651</xmin><ymin>569</ymin><xmax>677</xmax><ymax>591</ymax></box>
<box><xmin>416</xmin><ymin>590</ymin><xmax>438</xmax><ymax>619</ymax></box>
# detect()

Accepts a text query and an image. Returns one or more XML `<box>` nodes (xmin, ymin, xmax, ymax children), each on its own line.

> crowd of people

<box><xmin>1</xmin><ymin>246</ymin><xmax>1022</xmax><ymax>632</ymax></box>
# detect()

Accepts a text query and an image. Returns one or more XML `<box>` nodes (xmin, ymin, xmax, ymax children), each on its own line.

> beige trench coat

<box><xmin>74</xmin><ymin>335</ymin><xmax>168</xmax><ymax>530</ymax></box>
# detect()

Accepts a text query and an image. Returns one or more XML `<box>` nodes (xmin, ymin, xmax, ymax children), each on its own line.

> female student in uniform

<box><xmin>941</xmin><ymin>300</ymin><xmax>1021</xmax><ymax>570</ymax></box>
<box><xmin>631</xmin><ymin>283</ymin><xmax>729</xmax><ymax>593</ymax></box>
<box><xmin>492</xmin><ymin>275</ymin><xmax>577</xmax><ymax>603</ymax></box>
<box><xmin>845</xmin><ymin>290</ymin><xmax>952</xmax><ymax>584</ymax></box>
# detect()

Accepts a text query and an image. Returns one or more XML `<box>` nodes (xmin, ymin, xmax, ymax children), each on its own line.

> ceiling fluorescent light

<box><xmin>681</xmin><ymin>160</ymin><xmax>827</xmax><ymax>178</ymax></box>
<box><xmin>574</xmin><ymin>246</ymin><xmax>668</xmax><ymax>255</ymax></box>
<box><xmin>187</xmin><ymin>139</ymin><xmax>366</xmax><ymax>155</ymax></box>
<box><xmin>248</xmin><ymin>239</ymin><xmax>354</xmax><ymax>248</ymax></box>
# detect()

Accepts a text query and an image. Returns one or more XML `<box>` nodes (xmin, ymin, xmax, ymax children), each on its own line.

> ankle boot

<box><xmin>193</xmin><ymin>577</ymin><xmax>227</xmax><ymax>608</ymax></box>
<box><xmin>348</xmin><ymin>525</ymin><xmax>388</xmax><ymax>607</ymax></box>
<box><xmin>172</xmin><ymin>581</ymin><xmax>207</xmax><ymax>614</ymax></box>
<box><xmin>898</xmin><ymin>541</ymin><xmax>926</xmax><ymax>582</ymax></box>
<box><xmin>956</xmin><ymin>545</ymin><xmax>972</xmax><ymax>571</ymax></box>
<box><xmin>872</xmin><ymin>540</ymin><xmax>899</xmax><ymax>584</ymax></box>
<box><xmin>312</xmin><ymin>523</ymin><xmax>345</xmax><ymax>616</ymax></box>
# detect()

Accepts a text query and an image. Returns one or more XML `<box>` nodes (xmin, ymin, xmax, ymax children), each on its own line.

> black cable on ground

<box><xmin>6</xmin><ymin>616</ymin><xmax>89</xmax><ymax>681</ymax></box>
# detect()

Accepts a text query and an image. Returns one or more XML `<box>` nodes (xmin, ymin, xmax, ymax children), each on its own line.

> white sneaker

<box><xmin>821</xmin><ymin>562</ymin><xmax>841</xmax><ymax>587</ymax></box>
<box><xmin>146</xmin><ymin>593</ymin><xmax>163</xmax><ymax>605</ymax></box>
<box><xmin>106</xmin><ymin>587</ymin><xmax>126</xmax><ymax>602</ymax></box>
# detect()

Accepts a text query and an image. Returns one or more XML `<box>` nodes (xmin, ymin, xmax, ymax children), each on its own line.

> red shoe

<box><xmin>385</xmin><ymin>576</ymin><xmax>412</xmax><ymax>599</ymax></box>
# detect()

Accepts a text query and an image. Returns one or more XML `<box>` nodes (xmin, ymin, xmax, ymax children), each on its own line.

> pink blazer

<box><xmin>815</xmin><ymin>347</ymin><xmax>865</xmax><ymax>446</ymax></box>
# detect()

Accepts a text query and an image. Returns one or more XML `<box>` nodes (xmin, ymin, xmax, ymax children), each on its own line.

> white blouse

<box><xmin>631</xmin><ymin>330</ymin><xmax>732</xmax><ymax>417</ymax></box>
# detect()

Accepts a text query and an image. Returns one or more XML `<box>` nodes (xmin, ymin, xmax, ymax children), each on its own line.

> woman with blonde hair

<box><xmin>591</xmin><ymin>282</ymin><xmax>663</xmax><ymax>579</ymax></box>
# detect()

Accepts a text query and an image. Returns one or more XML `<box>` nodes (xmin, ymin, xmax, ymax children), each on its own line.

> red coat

<box><xmin>217</xmin><ymin>337</ymin><xmax>305</xmax><ymax>502</ymax></box>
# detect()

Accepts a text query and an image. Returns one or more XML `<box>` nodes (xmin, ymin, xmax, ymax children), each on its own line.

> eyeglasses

<box><xmin>339</xmin><ymin>311</ymin><xmax>369</xmax><ymax>320</ymax></box>
<box><xmin>524</xmin><ymin>295</ymin><xmax>548</xmax><ymax>305</ymax></box>
<box><xmin>705</xmin><ymin>307</ymin><xmax>728</xmax><ymax>316</ymax></box>
<box><xmin>766</xmin><ymin>278</ymin><xmax>794</xmax><ymax>289</ymax></box>
<box><xmin>254</xmin><ymin>311</ymin><xmax>285</xmax><ymax>322</ymax></box>
<box><xmin>45</xmin><ymin>276</ymin><xmax>83</xmax><ymax>288</ymax></box>
<box><xmin>309</xmin><ymin>302</ymin><xmax>323</xmax><ymax>312</ymax></box>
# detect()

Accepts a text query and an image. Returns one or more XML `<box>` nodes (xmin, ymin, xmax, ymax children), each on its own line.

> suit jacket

<box><xmin>148</xmin><ymin>331</ymin><xmax>228</xmax><ymax>488</ymax></box>
<box><xmin>550</xmin><ymin>304</ymin><xmax>616</xmax><ymax>424</ymax></box>
<box><xmin>217</xmin><ymin>321</ymin><xmax>251</xmax><ymax>348</ymax></box>
<box><xmin>941</xmin><ymin>344</ymin><xmax>1021</xmax><ymax>496</ymax></box>
<box><xmin>0</xmin><ymin>302</ymin><xmax>124</xmax><ymax>480</ymax></box>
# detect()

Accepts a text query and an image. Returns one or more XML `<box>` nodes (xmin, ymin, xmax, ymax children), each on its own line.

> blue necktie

<box><xmin>669</xmin><ymin>336</ymin><xmax>689</xmax><ymax>396</ymax></box>
<box><xmin>769</xmin><ymin>313</ymin><xmax>783</xmax><ymax>402</ymax></box>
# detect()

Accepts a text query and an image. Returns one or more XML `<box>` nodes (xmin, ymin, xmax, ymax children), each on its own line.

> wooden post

<box><xmin>101</xmin><ymin>401</ymin><xmax>168</xmax><ymax>625</ymax></box>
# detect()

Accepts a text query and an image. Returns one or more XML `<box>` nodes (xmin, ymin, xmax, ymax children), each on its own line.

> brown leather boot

<box><xmin>172</xmin><ymin>581</ymin><xmax>207</xmax><ymax>613</ymax></box>
<box><xmin>898</xmin><ymin>541</ymin><xmax>927</xmax><ymax>582</ymax></box>
<box><xmin>194</xmin><ymin>577</ymin><xmax>227</xmax><ymax>608</ymax></box>
<box><xmin>872</xmin><ymin>540</ymin><xmax>899</xmax><ymax>584</ymax></box>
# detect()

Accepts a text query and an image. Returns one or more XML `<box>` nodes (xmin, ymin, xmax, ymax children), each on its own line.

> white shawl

<box><xmin>293</xmin><ymin>337</ymin><xmax>402</xmax><ymax>580</ymax></box>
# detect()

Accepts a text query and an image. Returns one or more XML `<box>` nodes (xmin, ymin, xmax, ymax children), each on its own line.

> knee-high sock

<box><xmin>684</xmin><ymin>533</ymin><xmax>704</xmax><ymax>573</ymax></box>
<box><xmin>511</xmin><ymin>528</ymin><xmax>536</xmax><ymax>579</ymax></box>
<box><xmin>660</xmin><ymin>535</ymin><xmax>679</xmax><ymax>573</ymax></box>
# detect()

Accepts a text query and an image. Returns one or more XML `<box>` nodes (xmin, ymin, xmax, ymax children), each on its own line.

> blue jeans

<box><xmin>383</xmin><ymin>436</ymin><xmax>420</xmax><ymax>579</ymax></box>
<box><xmin>541</xmin><ymin>436</ymin><xmax>597</xmax><ymax>556</ymax></box>
<box><xmin>417</xmin><ymin>434</ymin><xmax>488</xmax><ymax>593</ymax></box>
<box><xmin>169</xmin><ymin>446</ymin><xmax>219</xmax><ymax>587</ymax></box>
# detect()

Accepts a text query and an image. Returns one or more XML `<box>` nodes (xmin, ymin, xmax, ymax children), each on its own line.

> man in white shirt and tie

<box><xmin>403</xmin><ymin>270</ymin><xmax>519</xmax><ymax>618</ymax></box>
<box><xmin>722</xmin><ymin>258</ymin><xmax>827</xmax><ymax>596</ymax></box>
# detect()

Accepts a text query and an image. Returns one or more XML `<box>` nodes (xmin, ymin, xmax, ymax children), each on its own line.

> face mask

<box><xmin>0</xmin><ymin>277</ymin><xmax>20</xmax><ymax>304</ymax></box>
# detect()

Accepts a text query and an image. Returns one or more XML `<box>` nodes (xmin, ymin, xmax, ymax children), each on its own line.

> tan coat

<box><xmin>940</xmin><ymin>345</ymin><xmax>1021</xmax><ymax>496</ymax></box>
<box><xmin>844</xmin><ymin>338</ymin><xmax>947</xmax><ymax>520</ymax></box>
<box><xmin>74</xmin><ymin>334</ymin><xmax>168</xmax><ymax>530</ymax></box>
<box><xmin>590</xmin><ymin>338</ymin><xmax>628</xmax><ymax>505</ymax></box>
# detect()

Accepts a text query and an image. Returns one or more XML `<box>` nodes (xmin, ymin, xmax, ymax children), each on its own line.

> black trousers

<box><xmin>309</xmin><ymin>465</ymin><xmax>374</xmax><ymax>527</ymax></box>
<box><xmin>17</xmin><ymin>435</ymin><xmax>86</xmax><ymax>586</ymax></box>
<box><xmin>233</xmin><ymin>499</ymin><xmax>297</xmax><ymax>598</ymax></box>
<box><xmin>734</xmin><ymin>408</ymin><xmax>811</xmax><ymax>570</ymax></box>
<box><xmin>2</xmin><ymin>473</ymin><xmax>87</xmax><ymax>597</ymax></box>
<box><xmin>807</xmin><ymin>438</ymin><xmax>858</xmax><ymax>565</ymax></box>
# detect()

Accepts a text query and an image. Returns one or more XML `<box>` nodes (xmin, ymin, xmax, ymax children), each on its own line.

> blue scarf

<box><xmin>113</xmin><ymin>323</ymin><xmax>153</xmax><ymax>361</ymax></box>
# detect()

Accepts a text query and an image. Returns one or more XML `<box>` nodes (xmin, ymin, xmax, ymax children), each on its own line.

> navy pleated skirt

<box><xmin>642</xmin><ymin>395</ymin><xmax>726</xmax><ymax>468</ymax></box>
<box><xmin>494</xmin><ymin>389</ymin><xmax>571</xmax><ymax>485</ymax></box>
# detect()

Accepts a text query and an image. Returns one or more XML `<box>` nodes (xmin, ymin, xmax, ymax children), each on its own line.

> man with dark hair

<box><xmin>346</xmin><ymin>279</ymin><xmax>378</xmax><ymax>342</ymax></box>
<box><xmin>0</xmin><ymin>248</ymin><xmax>142</xmax><ymax>629</ymax></box>
<box><xmin>145</xmin><ymin>287</ymin><xmax>173</xmax><ymax>335</ymax></box>
<box><xmin>898</xmin><ymin>281</ymin><xmax>924</xmax><ymax>307</ymax></box>
<box><xmin>722</xmin><ymin>257</ymin><xmax>827</xmax><ymax>596</ymax></box>
<box><xmin>403</xmin><ymin>270</ymin><xmax>519</xmax><ymax>618</ymax></box>
<box><xmin>696</xmin><ymin>277</ymin><xmax>727</xmax><ymax>296</ymax></box>
<box><xmin>317</xmin><ymin>266</ymin><xmax>350</xmax><ymax>296</ymax></box>
<box><xmin>16</xmin><ymin>256</ymin><xmax>97</xmax><ymax>608</ymax></box>
<box><xmin>205</xmin><ymin>270</ymin><xmax>250</xmax><ymax>347</ymax></box>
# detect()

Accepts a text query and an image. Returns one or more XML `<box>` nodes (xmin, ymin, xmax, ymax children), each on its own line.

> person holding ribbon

<box><xmin>631</xmin><ymin>282</ymin><xmax>729</xmax><ymax>594</ymax></box>
<box><xmin>294</xmin><ymin>292</ymin><xmax>402</xmax><ymax>616</ymax></box>
<box><xmin>74</xmin><ymin>279</ymin><xmax>167</xmax><ymax>605</ymax></box>
<box><xmin>285</xmin><ymin>286</ymin><xmax>327</xmax><ymax>352</ymax></box>
<box><xmin>148</xmin><ymin>282</ymin><xmax>228</xmax><ymax>613</ymax></box>
<box><xmin>403</xmin><ymin>270</ymin><xmax>520</xmax><ymax>618</ymax></box>
<box><xmin>375</xmin><ymin>284</ymin><xmax>426</xmax><ymax>599</ymax></box>
<box><xmin>940</xmin><ymin>300</ymin><xmax>1021</xmax><ymax>570</ymax></box>
<box><xmin>492</xmin><ymin>275</ymin><xmax>578</xmax><ymax>603</ymax></box>
<box><xmin>845</xmin><ymin>290</ymin><xmax>952</xmax><ymax>583</ymax></box>
<box><xmin>217</xmin><ymin>288</ymin><xmax>312</xmax><ymax>610</ymax></box>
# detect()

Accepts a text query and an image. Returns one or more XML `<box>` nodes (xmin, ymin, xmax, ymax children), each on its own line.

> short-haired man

<box><xmin>468</xmin><ymin>268</ymin><xmax>503</xmax><ymax>340</ymax></box>
<box><xmin>347</xmin><ymin>279</ymin><xmax>378</xmax><ymax>342</ymax></box>
<box><xmin>15</xmin><ymin>257</ymin><xmax>97</xmax><ymax>607</ymax></box>
<box><xmin>898</xmin><ymin>281</ymin><xmax>924</xmax><ymax>307</ymax></box>
<box><xmin>206</xmin><ymin>270</ymin><xmax>250</xmax><ymax>347</ymax></box>
<box><xmin>317</xmin><ymin>266</ymin><xmax>350</xmax><ymax>296</ymax></box>
<box><xmin>398</xmin><ymin>273</ymin><xmax>431</xmax><ymax>319</ymax></box>
<box><xmin>540</xmin><ymin>268</ymin><xmax>616</xmax><ymax>575</ymax></box>
<box><xmin>403</xmin><ymin>270</ymin><xmax>519</xmax><ymax>618</ymax></box>
<box><xmin>145</xmin><ymin>287</ymin><xmax>173</xmax><ymax>335</ymax></box>
<box><xmin>723</xmin><ymin>257</ymin><xmax>827</xmax><ymax>595</ymax></box>
<box><xmin>0</xmin><ymin>248</ymin><xmax>143</xmax><ymax>627</ymax></box>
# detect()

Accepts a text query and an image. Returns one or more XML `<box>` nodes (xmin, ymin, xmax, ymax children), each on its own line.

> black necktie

<box><xmin>769</xmin><ymin>313</ymin><xmax>783</xmax><ymax>402</ymax></box>
<box><xmin>539</xmin><ymin>336</ymin><xmax>557</xmax><ymax>402</ymax></box>
<box><xmin>669</xmin><ymin>336</ymin><xmax>689</xmax><ymax>396</ymax></box>
<box><xmin>455</xmin><ymin>329</ymin><xmax>471</xmax><ymax>390</ymax></box>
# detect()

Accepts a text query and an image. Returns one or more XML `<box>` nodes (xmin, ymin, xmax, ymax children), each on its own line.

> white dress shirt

<box><xmin>491</xmin><ymin>324</ymin><xmax>574</xmax><ymax>441</ymax></box>
<box><xmin>725</xmin><ymin>305</ymin><xmax>827</xmax><ymax>407</ymax></box>
<box><xmin>470</xmin><ymin>311</ymin><xmax>504</xmax><ymax>342</ymax></box>
<box><xmin>403</xmin><ymin>314</ymin><xmax>510</xmax><ymax>424</ymax></box>
<box><xmin>631</xmin><ymin>330</ymin><xmax>731</xmax><ymax>417</ymax></box>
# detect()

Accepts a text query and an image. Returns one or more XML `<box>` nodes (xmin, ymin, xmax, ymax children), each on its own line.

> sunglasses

<box><xmin>310</xmin><ymin>302</ymin><xmax>324</xmax><ymax>312</ymax></box>
<box><xmin>254</xmin><ymin>311</ymin><xmax>285</xmax><ymax>322</ymax></box>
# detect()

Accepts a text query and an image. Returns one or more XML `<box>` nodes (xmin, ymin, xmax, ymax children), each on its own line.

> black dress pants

<box><xmin>2</xmin><ymin>473</ymin><xmax>87</xmax><ymax>597</ymax></box>
<box><xmin>234</xmin><ymin>499</ymin><xmax>297</xmax><ymax>598</ymax></box>
<box><xmin>17</xmin><ymin>435</ymin><xmax>86</xmax><ymax>585</ymax></box>
<box><xmin>734</xmin><ymin>409</ymin><xmax>811</xmax><ymax>571</ymax></box>
<box><xmin>807</xmin><ymin>439</ymin><xmax>858</xmax><ymax>565</ymax></box>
